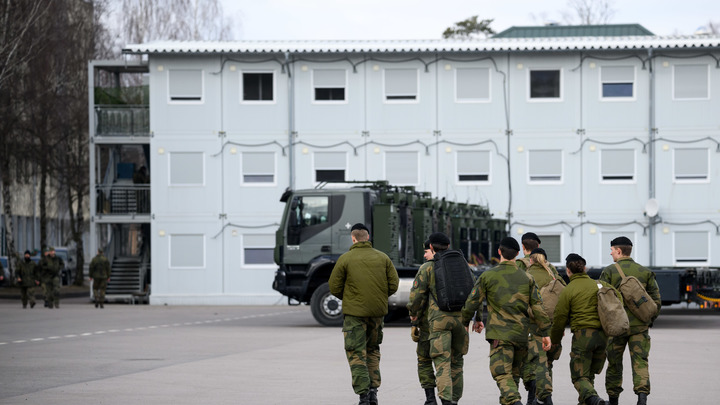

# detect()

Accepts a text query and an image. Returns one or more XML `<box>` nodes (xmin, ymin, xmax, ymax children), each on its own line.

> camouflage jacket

<box><xmin>89</xmin><ymin>254</ymin><xmax>111</xmax><ymax>280</ymax></box>
<box><xmin>15</xmin><ymin>259</ymin><xmax>39</xmax><ymax>287</ymax></box>
<box><xmin>329</xmin><ymin>241</ymin><xmax>399</xmax><ymax>318</ymax></box>
<box><xmin>526</xmin><ymin>262</ymin><xmax>567</xmax><ymax>290</ymax></box>
<box><xmin>407</xmin><ymin>259</ymin><xmax>433</xmax><ymax>340</ymax></box>
<box><xmin>461</xmin><ymin>261</ymin><xmax>551</xmax><ymax>343</ymax></box>
<box><xmin>38</xmin><ymin>256</ymin><xmax>62</xmax><ymax>281</ymax></box>
<box><xmin>599</xmin><ymin>257</ymin><xmax>661</xmax><ymax>333</ymax></box>
<box><xmin>407</xmin><ymin>260</ymin><xmax>463</xmax><ymax>329</ymax></box>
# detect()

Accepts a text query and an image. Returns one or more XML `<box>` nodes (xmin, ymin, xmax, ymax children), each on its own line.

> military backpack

<box><xmin>433</xmin><ymin>249</ymin><xmax>475</xmax><ymax>312</ymax></box>
<box><xmin>613</xmin><ymin>263</ymin><xmax>658</xmax><ymax>323</ymax></box>
<box><xmin>597</xmin><ymin>282</ymin><xmax>630</xmax><ymax>337</ymax></box>
<box><xmin>537</xmin><ymin>263</ymin><xmax>565</xmax><ymax>320</ymax></box>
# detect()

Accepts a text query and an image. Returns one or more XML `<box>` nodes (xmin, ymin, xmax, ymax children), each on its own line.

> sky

<box><xmin>222</xmin><ymin>0</ymin><xmax>719</xmax><ymax>40</ymax></box>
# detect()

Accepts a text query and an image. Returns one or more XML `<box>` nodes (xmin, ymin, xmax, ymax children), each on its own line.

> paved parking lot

<box><xmin>1</xmin><ymin>296</ymin><xmax>718</xmax><ymax>404</ymax></box>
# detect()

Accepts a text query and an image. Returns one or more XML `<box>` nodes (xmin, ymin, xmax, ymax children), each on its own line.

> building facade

<box><xmin>89</xmin><ymin>30</ymin><xmax>720</xmax><ymax>305</ymax></box>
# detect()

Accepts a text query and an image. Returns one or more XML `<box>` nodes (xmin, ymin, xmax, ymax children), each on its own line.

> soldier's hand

<box><xmin>472</xmin><ymin>320</ymin><xmax>484</xmax><ymax>334</ymax></box>
<box><xmin>541</xmin><ymin>336</ymin><xmax>552</xmax><ymax>351</ymax></box>
<box><xmin>410</xmin><ymin>315</ymin><xmax>417</xmax><ymax>322</ymax></box>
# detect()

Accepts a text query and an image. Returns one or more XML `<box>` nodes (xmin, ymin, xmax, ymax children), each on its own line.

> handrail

<box><xmin>95</xmin><ymin>105</ymin><xmax>150</xmax><ymax>136</ymax></box>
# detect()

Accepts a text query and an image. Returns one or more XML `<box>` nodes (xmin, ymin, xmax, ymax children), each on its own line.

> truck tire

<box><xmin>310</xmin><ymin>282</ymin><xmax>343</xmax><ymax>326</ymax></box>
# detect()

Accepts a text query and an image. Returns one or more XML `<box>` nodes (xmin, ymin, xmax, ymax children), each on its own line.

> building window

<box><xmin>243</xmin><ymin>234</ymin><xmax>275</xmax><ymax>265</ymax></box>
<box><xmin>455</xmin><ymin>67</ymin><xmax>490</xmax><ymax>102</ymax></box>
<box><xmin>673</xmin><ymin>64</ymin><xmax>709</xmax><ymax>100</ymax></box>
<box><xmin>169</xmin><ymin>152</ymin><xmax>204</xmax><ymax>185</ymax></box>
<box><xmin>601</xmin><ymin>232</ymin><xmax>634</xmax><ymax>265</ymax></box>
<box><xmin>169</xmin><ymin>234</ymin><xmax>205</xmax><ymax>268</ymax></box>
<box><xmin>601</xmin><ymin>66</ymin><xmax>635</xmax><ymax>99</ymax></box>
<box><xmin>314</xmin><ymin>152</ymin><xmax>346</xmax><ymax>182</ymax></box>
<box><xmin>601</xmin><ymin>149</ymin><xmax>635</xmax><ymax>182</ymax></box>
<box><xmin>528</xmin><ymin>150</ymin><xmax>562</xmax><ymax>182</ymax></box>
<box><xmin>168</xmin><ymin>69</ymin><xmax>203</xmax><ymax>102</ymax></box>
<box><xmin>384</xmin><ymin>68</ymin><xmax>418</xmax><ymax>102</ymax></box>
<box><xmin>674</xmin><ymin>231</ymin><xmax>709</xmax><ymax>264</ymax></box>
<box><xmin>529</xmin><ymin>69</ymin><xmax>561</xmax><ymax>100</ymax></box>
<box><xmin>241</xmin><ymin>152</ymin><xmax>275</xmax><ymax>184</ymax></box>
<box><xmin>242</xmin><ymin>72</ymin><xmax>274</xmax><ymax>102</ymax></box>
<box><xmin>385</xmin><ymin>151</ymin><xmax>418</xmax><ymax>184</ymax></box>
<box><xmin>313</xmin><ymin>69</ymin><xmax>347</xmax><ymax>101</ymax></box>
<box><xmin>457</xmin><ymin>151</ymin><xmax>490</xmax><ymax>183</ymax></box>
<box><xmin>674</xmin><ymin>148</ymin><xmax>709</xmax><ymax>182</ymax></box>
<box><xmin>537</xmin><ymin>234</ymin><xmax>561</xmax><ymax>263</ymax></box>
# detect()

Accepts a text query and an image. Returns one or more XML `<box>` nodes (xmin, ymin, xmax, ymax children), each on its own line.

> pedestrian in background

<box><xmin>39</xmin><ymin>247</ymin><xmax>62</xmax><ymax>309</ymax></box>
<box><xmin>15</xmin><ymin>250</ymin><xmax>40</xmax><ymax>308</ymax></box>
<box><xmin>329</xmin><ymin>223</ymin><xmax>399</xmax><ymax>405</ymax></box>
<box><xmin>89</xmin><ymin>249</ymin><xmax>111</xmax><ymax>308</ymax></box>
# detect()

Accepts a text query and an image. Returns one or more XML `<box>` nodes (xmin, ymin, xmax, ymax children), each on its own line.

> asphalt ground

<box><xmin>0</xmin><ymin>293</ymin><xmax>718</xmax><ymax>405</ymax></box>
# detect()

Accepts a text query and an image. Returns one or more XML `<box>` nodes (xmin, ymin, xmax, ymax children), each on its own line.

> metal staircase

<box><xmin>106</xmin><ymin>256</ymin><xmax>144</xmax><ymax>301</ymax></box>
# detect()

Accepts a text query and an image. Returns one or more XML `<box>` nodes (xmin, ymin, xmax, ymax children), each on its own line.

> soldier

<box><xmin>408</xmin><ymin>233</ymin><xmax>470</xmax><ymax>405</ymax></box>
<box><xmin>599</xmin><ymin>237</ymin><xmax>661</xmax><ymax>405</ymax></box>
<box><xmin>89</xmin><ymin>249</ymin><xmax>111</xmax><ymax>308</ymax></box>
<box><xmin>38</xmin><ymin>247</ymin><xmax>62</xmax><ymax>309</ymax></box>
<box><xmin>15</xmin><ymin>250</ymin><xmax>40</xmax><ymax>308</ymax></box>
<box><xmin>524</xmin><ymin>248</ymin><xmax>566</xmax><ymax>405</ymax></box>
<box><xmin>551</xmin><ymin>253</ymin><xmax>614</xmax><ymax>405</ymax></box>
<box><xmin>461</xmin><ymin>236</ymin><xmax>552</xmax><ymax>405</ymax></box>
<box><xmin>329</xmin><ymin>223</ymin><xmax>399</xmax><ymax>405</ymax></box>
<box><xmin>408</xmin><ymin>240</ymin><xmax>439</xmax><ymax>405</ymax></box>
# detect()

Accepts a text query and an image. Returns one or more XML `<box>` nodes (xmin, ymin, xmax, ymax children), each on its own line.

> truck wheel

<box><xmin>310</xmin><ymin>282</ymin><xmax>343</xmax><ymax>326</ymax></box>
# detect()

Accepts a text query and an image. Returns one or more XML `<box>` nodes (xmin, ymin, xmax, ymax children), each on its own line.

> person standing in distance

<box><xmin>89</xmin><ymin>249</ymin><xmax>111</xmax><ymax>308</ymax></box>
<box><xmin>599</xmin><ymin>237</ymin><xmax>660</xmax><ymax>405</ymax></box>
<box><xmin>329</xmin><ymin>223</ymin><xmax>399</xmax><ymax>405</ymax></box>
<box><xmin>16</xmin><ymin>250</ymin><xmax>40</xmax><ymax>308</ymax></box>
<box><xmin>461</xmin><ymin>236</ymin><xmax>552</xmax><ymax>405</ymax></box>
<box><xmin>408</xmin><ymin>232</ymin><xmax>470</xmax><ymax>405</ymax></box>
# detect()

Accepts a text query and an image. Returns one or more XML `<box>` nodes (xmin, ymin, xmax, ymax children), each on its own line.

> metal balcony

<box><xmin>96</xmin><ymin>184</ymin><xmax>150</xmax><ymax>215</ymax></box>
<box><xmin>95</xmin><ymin>105</ymin><xmax>149</xmax><ymax>136</ymax></box>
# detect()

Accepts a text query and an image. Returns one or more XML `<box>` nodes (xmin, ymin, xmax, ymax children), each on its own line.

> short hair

<box><xmin>499</xmin><ymin>245</ymin><xmax>519</xmax><ymax>261</ymax></box>
<box><xmin>351</xmin><ymin>229</ymin><xmax>369</xmax><ymax>241</ymax></box>
<box><xmin>615</xmin><ymin>245</ymin><xmax>632</xmax><ymax>256</ymax></box>
<box><xmin>522</xmin><ymin>239</ymin><xmax>539</xmax><ymax>251</ymax></box>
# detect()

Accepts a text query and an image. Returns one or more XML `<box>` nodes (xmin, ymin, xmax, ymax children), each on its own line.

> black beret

<box><xmin>521</xmin><ymin>232</ymin><xmax>541</xmax><ymax>244</ymax></box>
<box><xmin>423</xmin><ymin>240</ymin><xmax>431</xmax><ymax>250</ymax></box>
<box><xmin>610</xmin><ymin>236</ymin><xmax>633</xmax><ymax>247</ymax></box>
<box><xmin>530</xmin><ymin>248</ymin><xmax>547</xmax><ymax>259</ymax></box>
<box><xmin>500</xmin><ymin>236</ymin><xmax>520</xmax><ymax>251</ymax></box>
<box><xmin>24</xmin><ymin>250</ymin><xmax>32</xmax><ymax>255</ymax></box>
<box><xmin>351</xmin><ymin>223</ymin><xmax>369</xmax><ymax>232</ymax></box>
<box><xmin>565</xmin><ymin>253</ymin><xmax>586</xmax><ymax>265</ymax></box>
<box><xmin>428</xmin><ymin>232</ymin><xmax>451</xmax><ymax>246</ymax></box>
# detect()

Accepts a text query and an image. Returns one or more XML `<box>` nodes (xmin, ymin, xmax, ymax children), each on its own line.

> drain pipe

<box><xmin>647</xmin><ymin>48</ymin><xmax>656</xmax><ymax>266</ymax></box>
<box><xmin>285</xmin><ymin>52</ymin><xmax>296</xmax><ymax>190</ymax></box>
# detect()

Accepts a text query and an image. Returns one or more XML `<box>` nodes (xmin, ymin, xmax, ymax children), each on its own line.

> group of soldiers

<box><xmin>328</xmin><ymin>224</ymin><xmax>661</xmax><ymax>405</ymax></box>
<box><xmin>7</xmin><ymin>248</ymin><xmax>111</xmax><ymax>309</ymax></box>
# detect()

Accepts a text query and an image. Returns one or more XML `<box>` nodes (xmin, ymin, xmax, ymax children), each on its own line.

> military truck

<box><xmin>271</xmin><ymin>181</ymin><xmax>507</xmax><ymax>326</ymax></box>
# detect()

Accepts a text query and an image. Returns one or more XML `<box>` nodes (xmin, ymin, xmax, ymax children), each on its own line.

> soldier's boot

<box><xmin>30</xmin><ymin>302</ymin><xmax>35</xmax><ymax>308</ymax></box>
<box><xmin>439</xmin><ymin>399</ymin><xmax>453</xmax><ymax>405</ymax></box>
<box><xmin>23</xmin><ymin>303</ymin><xmax>27</xmax><ymax>309</ymax></box>
<box><xmin>358</xmin><ymin>392</ymin><xmax>370</xmax><ymax>405</ymax></box>
<box><xmin>368</xmin><ymin>387</ymin><xmax>378</xmax><ymax>405</ymax></box>
<box><xmin>100</xmin><ymin>301</ymin><xmax>104</xmax><ymax>309</ymax></box>
<box><xmin>95</xmin><ymin>298</ymin><xmax>99</xmax><ymax>308</ymax></box>
<box><xmin>608</xmin><ymin>396</ymin><xmax>619</xmax><ymax>405</ymax></box>
<box><xmin>423</xmin><ymin>388</ymin><xmax>438</xmax><ymax>405</ymax></box>
<box><xmin>525</xmin><ymin>380</ymin><xmax>536</xmax><ymax>405</ymax></box>
<box><xmin>584</xmin><ymin>396</ymin><xmax>606</xmax><ymax>405</ymax></box>
<box><xmin>636</xmin><ymin>393</ymin><xmax>648</xmax><ymax>405</ymax></box>
<box><xmin>533</xmin><ymin>395</ymin><xmax>553</xmax><ymax>405</ymax></box>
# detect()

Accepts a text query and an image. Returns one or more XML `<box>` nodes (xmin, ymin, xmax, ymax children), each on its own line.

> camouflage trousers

<box><xmin>20</xmin><ymin>286</ymin><xmax>36</xmax><ymax>307</ymax></box>
<box><xmin>605</xmin><ymin>330</ymin><xmax>651</xmax><ymax>396</ymax></box>
<box><xmin>489</xmin><ymin>340</ymin><xmax>527</xmax><ymax>405</ymax></box>
<box><xmin>342</xmin><ymin>315</ymin><xmax>384</xmax><ymax>395</ymax></box>
<box><xmin>570</xmin><ymin>329</ymin><xmax>608</xmax><ymax>404</ymax></box>
<box><xmin>521</xmin><ymin>333</ymin><xmax>556</xmax><ymax>400</ymax></box>
<box><xmin>429</xmin><ymin>315</ymin><xmax>468</xmax><ymax>402</ymax></box>
<box><xmin>416</xmin><ymin>338</ymin><xmax>436</xmax><ymax>389</ymax></box>
<box><xmin>93</xmin><ymin>279</ymin><xmax>108</xmax><ymax>303</ymax></box>
<box><xmin>43</xmin><ymin>277</ymin><xmax>60</xmax><ymax>307</ymax></box>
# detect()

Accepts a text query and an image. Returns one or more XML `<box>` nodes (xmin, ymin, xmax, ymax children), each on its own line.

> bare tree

<box><xmin>442</xmin><ymin>16</ymin><xmax>496</xmax><ymax>39</ymax></box>
<box><xmin>708</xmin><ymin>21</ymin><xmax>720</xmax><ymax>34</ymax></box>
<box><xmin>561</xmin><ymin>0</ymin><xmax>616</xmax><ymax>25</ymax></box>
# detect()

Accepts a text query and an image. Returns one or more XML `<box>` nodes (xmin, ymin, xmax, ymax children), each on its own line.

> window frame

<box><xmin>311</xmin><ymin>68</ymin><xmax>348</xmax><ymax>104</ymax></box>
<box><xmin>383</xmin><ymin>68</ymin><xmax>420</xmax><ymax>104</ymax></box>
<box><xmin>454</xmin><ymin>67</ymin><xmax>491</xmax><ymax>103</ymax></box>
<box><xmin>599</xmin><ymin>65</ymin><xmax>636</xmax><ymax>101</ymax></box>
<box><xmin>384</xmin><ymin>151</ymin><xmax>419</xmax><ymax>185</ymax></box>
<box><xmin>167</xmin><ymin>69</ymin><xmax>204</xmax><ymax>104</ymax></box>
<box><xmin>241</xmin><ymin>234</ymin><xmax>276</xmax><ymax>268</ymax></box>
<box><xmin>599</xmin><ymin>149</ymin><xmax>636</xmax><ymax>184</ymax></box>
<box><xmin>536</xmin><ymin>233</ymin><xmax>563</xmax><ymax>266</ymax></box>
<box><xmin>168</xmin><ymin>234</ymin><xmax>206</xmax><ymax>269</ymax></box>
<box><xmin>672</xmin><ymin>63</ymin><xmax>711</xmax><ymax>101</ymax></box>
<box><xmin>527</xmin><ymin>149</ymin><xmax>564</xmax><ymax>184</ymax></box>
<box><xmin>240</xmin><ymin>151</ymin><xmax>277</xmax><ymax>187</ymax></box>
<box><xmin>673</xmin><ymin>231</ymin><xmax>710</xmax><ymax>265</ymax></box>
<box><xmin>240</xmin><ymin>70</ymin><xmax>276</xmax><ymax>104</ymax></box>
<box><xmin>168</xmin><ymin>152</ymin><xmax>205</xmax><ymax>187</ymax></box>
<box><xmin>527</xmin><ymin>68</ymin><xmax>563</xmax><ymax>102</ymax></box>
<box><xmin>455</xmin><ymin>150</ymin><xmax>492</xmax><ymax>185</ymax></box>
<box><xmin>672</xmin><ymin>147</ymin><xmax>710</xmax><ymax>184</ymax></box>
<box><xmin>313</xmin><ymin>151</ymin><xmax>348</xmax><ymax>183</ymax></box>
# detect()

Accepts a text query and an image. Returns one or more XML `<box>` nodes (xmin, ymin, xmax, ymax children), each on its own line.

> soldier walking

<box><xmin>551</xmin><ymin>253</ymin><xmax>615</xmax><ymax>405</ymax></box>
<box><xmin>38</xmin><ymin>247</ymin><xmax>62</xmax><ymax>309</ymax></box>
<box><xmin>89</xmin><ymin>249</ymin><xmax>111</xmax><ymax>308</ymax></box>
<box><xmin>461</xmin><ymin>237</ymin><xmax>552</xmax><ymax>405</ymax></box>
<box><xmin>329</xmin><ymin>223</ymin><xmax>399</xmax><ymax>405</ymax></box>
<box><xmin>599</xmin><ymin>237</ymin><xmax>661</xmax><ymax>405</ymax></box>
<box><xmin>15</xmin><ymin>251</ymin><xmax>40</xmax><ymax>308</ymax></box>
<box><xmin>408</xmin><ymin>233</ymin><xmax>470</xmax><ymax>405</ymax></box>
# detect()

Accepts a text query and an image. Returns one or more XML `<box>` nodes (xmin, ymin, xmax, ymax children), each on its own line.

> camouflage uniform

<box><xmin>408</xmin><ymin>263</ymin><xmax>436</xmax><ymax>390</ymax></box>
<box><xmin>551</xmin><ymin>272</ymin><xmax>620</xmax><ymax>404</ymax></box>
<box><xmin>39</xmin><ymin>254</ymin><xmax>62</xmax><ymax>308</ymax></box>
<box><xmin>329</xmin><ymin>240</ymin><xmax>399</xmax><ymax>396</ymax></box>
<box><xmin>408</xmin><ymin>260</ymin><xmax>469</xmax><ymax>403</ymax></box>
<box><xmin>15</xmin><ymin>257</ymin><xmax>40</xmax><ymax>308</ymax></box>
<box><xmin>599</xmin><ymin>257</ymin><xmax>661</xmax><ymax>398</ymax></box>
<box><xmin>89</xmin><ymin>252</ymin><xmax>111</xmax><ymax>307</ymax></box>
<box><xmin>461</xmin><ymin>261</ymin><xmax>551</xmax><ymax>405</ymax></box>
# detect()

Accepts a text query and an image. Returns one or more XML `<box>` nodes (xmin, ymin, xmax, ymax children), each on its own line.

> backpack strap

<box><xmin>614</xmin><ymin>262</ymin><xmax>627</xmax><ymax>279</ymax></box>
<box><xmin>540</xmin><ymin>262</ymin><xmax>556</xmax><ymax>280</ymax></box>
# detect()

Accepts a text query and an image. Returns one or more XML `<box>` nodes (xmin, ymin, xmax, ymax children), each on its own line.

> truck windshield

<box><xmin>288</xmin><ymin>195</ymin><xmax>329</xmax><ymax>245</ymax></box>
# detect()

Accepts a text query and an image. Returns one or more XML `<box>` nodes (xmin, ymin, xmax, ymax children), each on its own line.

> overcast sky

<box><xmin>223</xmin><ymin>0</ymin><xmax>719</xmax><ymax>40</ymax></box>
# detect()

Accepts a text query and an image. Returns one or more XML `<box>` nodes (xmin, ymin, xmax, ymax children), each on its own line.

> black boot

<box><xmin>440</xmin><ymin>399</ymin><xmax>453</xmax><ymax>405</ymax></box>
<box><xmin>637</xmin><ymin>393</ymin><xmax>648</xmax><ymax>405</ymax></box>
<box><xmin>525</xmin><ymin>380</ymin><xmax>536</xmax><ymax>405</ymax></box>
<box><xmin>423</xmin><ymin>388</ymin><xmax>438</xmax><ymax>405</ymax></box>
<box><xmin>368</xmin><ymin>387</ymin><xmax>378</xmax><ymax>405</ymax></box>
<box><xmin>584</xmin><ymin>396</ymin><xmax>606</xmax><ymax>405</ymax></box>
<box><xmin>533</xmin><ymin>395</ymin><xmax>553</xmax><ymax>405</ymax></box>
<box><xmin>358</xmin><ymin>392</ymin><xmax>370</xmax><ymax>405</ymax></box>
<box><xmin>608</xmin><ymin>396</ymin><xmax>619</xmax><ymax>405</ymax></box>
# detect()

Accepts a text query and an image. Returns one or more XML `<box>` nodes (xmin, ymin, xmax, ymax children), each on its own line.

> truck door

<box><xmin>284</xmin><ymin>195</ymin><xmax>332</xmax><ymax>265</ymax></box>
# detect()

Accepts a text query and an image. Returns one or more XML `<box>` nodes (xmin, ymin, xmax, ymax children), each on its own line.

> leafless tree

<box><xmin>561</xmin><ymin>0</ymin><xmax>616</xmax><ymax>25</ymax></box>
<box><xmin>708</xmin><ymin>21</ymin><xmax>720</xmax><ymax>35</ymax></box>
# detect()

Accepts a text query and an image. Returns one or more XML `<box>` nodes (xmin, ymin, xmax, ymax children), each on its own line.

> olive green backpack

<box><xmin>614</xmin><ymin>263</ymin><xmax>658</xmax><ymax>323</ymax></box>
<box><xmin>597</xmin><ymin>281</ymin><xmax>630</xmax><ymax>337</ymax></box>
